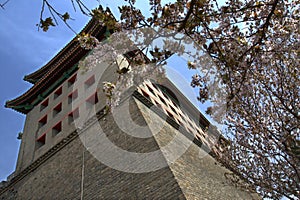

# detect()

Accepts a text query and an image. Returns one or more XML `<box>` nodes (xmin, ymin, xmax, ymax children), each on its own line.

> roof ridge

<box><xmin>23</xmin><ymin>18</ymin><xmax>96</xmax><ymax>84</ymax></box>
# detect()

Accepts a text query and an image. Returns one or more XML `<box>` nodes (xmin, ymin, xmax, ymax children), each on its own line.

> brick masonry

<box><xmin>0</xmin><ymin>96</ymin><xmax>260</xmax><ymax>199</ymax></box>
<box><xmin>135</xmin><ymin>98</ymin><xmax>260</xmax><ymax>200</ymax></box>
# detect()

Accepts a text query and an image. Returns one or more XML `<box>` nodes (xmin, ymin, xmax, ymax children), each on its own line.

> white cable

<box><xmin>81</xmin><ymin>137</ymin><xmax>85</xmax><ymax>200</ymax></box>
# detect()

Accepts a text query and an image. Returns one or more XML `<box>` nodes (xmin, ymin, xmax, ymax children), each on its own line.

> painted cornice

<box><xmin>5</xmin><ymin>17</ymin><xmax>107</xmax><ymax>114</ymax></box>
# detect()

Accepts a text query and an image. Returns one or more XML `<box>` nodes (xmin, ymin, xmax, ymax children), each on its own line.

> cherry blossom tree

<box><xmin>2</xmin><ymin>0</ymin><xmax>299</xmax><ymax>199</ymax></box>
<box><xmin>120</xmin><ymin>2</ymin><xmax>300</xmax><ymax>199</ymax></box>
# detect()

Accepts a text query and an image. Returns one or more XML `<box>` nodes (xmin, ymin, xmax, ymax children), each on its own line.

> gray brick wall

<box><xmin>1</xmin><ymin>95</ymin><xmax>259</xmax><ymax>200</ymax></box>
<box><xmin>1</xmin><ymin>97</ymin><xmax>185</xmax><ymax>200</ymax></box>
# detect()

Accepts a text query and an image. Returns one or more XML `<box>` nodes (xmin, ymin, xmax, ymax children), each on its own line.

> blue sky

<box><xmin>0</xmin><ymin>0</ymin><xmax>216</xmax><ymax>181</ymax></box>
<box><xmin>0</xmin><ymin>0</ymin><xmax>102</xmax><ymax>181</ymax></box>
<box><xmin>0</xmin><ymin>0</ymin><xmax>165</xmax><ymax>182</ymax></box>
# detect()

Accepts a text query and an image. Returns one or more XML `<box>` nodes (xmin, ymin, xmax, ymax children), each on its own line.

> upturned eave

<box><xmin>6</xmin><ymin>16</ymin><xmax>108</xmax><ymax>114</ymax></box>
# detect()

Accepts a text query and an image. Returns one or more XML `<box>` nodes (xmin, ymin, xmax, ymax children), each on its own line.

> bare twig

<box><xmin>0</xmin><ymin>0</ymin><xmax>10</xmax><ymax>9</ymax></box>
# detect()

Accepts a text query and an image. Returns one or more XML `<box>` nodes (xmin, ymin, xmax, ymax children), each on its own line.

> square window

<box><xmin>84</xmin><ymin>75</ymin><xmax>95</xmax><ymax>89</ymax></box>
<box><xmin>197</xmin><ymin>129</ymin><xmax>205</xmax><ymax>137</ymax></box>
<box><xmin>162</xmin><ymin>92</ymin><xmax>169</xmax><ymax>100</ymax></box>
<box><xmin>146</xmin><ymin>85</ymin><xmax>155</xmax><ymax>95</ymax></box>
<box><xmin>170</xmin><ymin>106</ymin><xmax>177</xmax><ymax>114</ymax></box>
<box><xmin>68</xmin><ymin>108</ymin><xmax>79</xmax><ymax>124</ymax></box>
<box><xmin>167</xmin><ymin>110</ymin><xmax>174</xmax><ymax>119</ymax></box>
<box><xmin>141</xmin><ymin>89</ymin><xmax>150</xmax><ymax>98</ymax></box>
<box><xmin>68</xmin><ymin>90</ymin><xmax>78</xmax><ymax>104</ymax></box>
<box><xmin>52</xmin><ymin>122</ymin><xmax>62</xmax><ymax>136</ymax></box>
<box><xmin>158</xmin><ymin>95</ymin><xmax>167</xmax><ymax>105</ymax></box>
<box><xmin>152</xmin><ymin>83</ymin><xmax>158</xmax><ymax>90</ymax></box>
<box><xmin>171</xmin><ymin>100</ymin><xmax>178</xmax><ymax>108</ymax></box>
<box><xmin>86</xmin><ymin>93</ymin><xmax>99</xmax><ymax>108</ymax></box>
<box><xmin>68</xmin><ymin>74</ymin><xmax>77</xmax><ymax>87</ymax></box>
<box><xmin>40</xmin><ymin>99</ymin><xmax>49</xmax><ymax>111</ymax></box>
<box><xmin>38</xmin><ymin>115</ymin><xmax>47</xmax><ymax>128</ymax></box>
<box><xmin>54</xmin><ymin>87</ymin><xmax>62</xmax><ymax>99</ymax></box>
<box><xmin>53</xmin><ymin>103</ymin><xmax>62</xmax><ymax>117</ymax></box>
<box><xmin>154</xmin><ymin>100</ymin><xmax>162</xmax><ymax>109</ymax></box>
<box><xmin>36</xmin><ymin>133</ymin><xmax>46</xmax><ymax>149</ymax></box>
<box><xmin>195</xmin><ymin>135</ymin><xmax>202</xmax><ymax>142</ymax></box>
